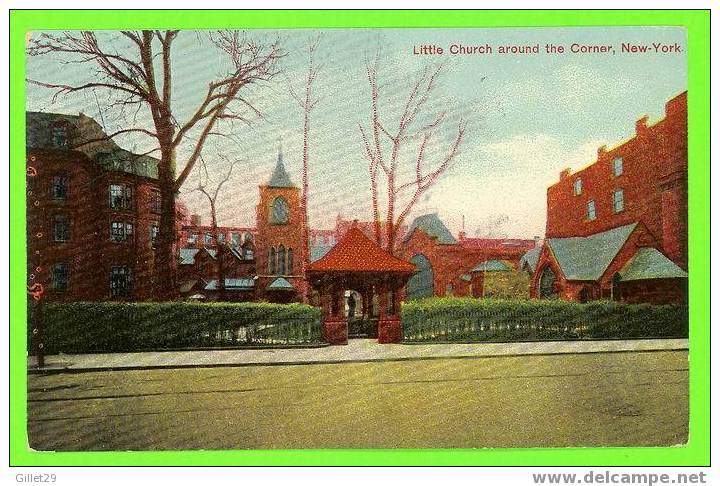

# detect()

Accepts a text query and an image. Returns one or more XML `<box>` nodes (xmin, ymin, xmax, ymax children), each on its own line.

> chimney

<box><xmin>636</xmin><ymin>115</ymin><xmax>649</xmax><ymax>135</ymax></box>
<box><xmin>190</xmin><ymin>214</ymin><xmax>201</xmax><ymax>226</ymax></box>
<box><xmin>559</xmin><ymin>168</ymin><xmax>571</xmax><ymax>180</ymax></box>
<box><xmin>458</xmin><ymin>230</ymin><xmax>467</xmax><ymax>241</ymax></box>
<box><xmin>597</xmin><ymin>145</ymin><xmax>607</xmax><ymax>158</ymax></box>
<box><xmin>534</xmin><ymin>235</ymin><xmax>541</xmax><ymax>247</ymax></box>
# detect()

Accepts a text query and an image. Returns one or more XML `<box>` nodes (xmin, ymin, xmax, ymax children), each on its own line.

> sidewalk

<box><xmin>27</xmin><ymin>338</ymin><xmax>688</xmax><ymax>373</ymax></box>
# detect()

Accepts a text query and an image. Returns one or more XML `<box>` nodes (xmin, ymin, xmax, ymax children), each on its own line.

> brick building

<box><xmin>397</xmin><ymin>213</ymin><xmax>536</xmax><ymax>299</ymax></box>
<box><xmin>525</xmin><ymin>92</ymin><xmax>688</xmax><ymax>304</ymax></box>
<box><xmin>176</xmin><ymin>150</ymin><xmax>308</xmax><ymax>303</ymax></box>
<box><xmin>27</xmin><ymin>112</ymin><xmax>162</xmax><ymax>302</ymax></box>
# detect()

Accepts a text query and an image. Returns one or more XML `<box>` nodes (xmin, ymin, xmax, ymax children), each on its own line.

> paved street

<box><xmin>27</xmin><ymin>349</ymin><xmax>688</xmax><ymax>450</ymax></box>
<box><xmin>28</xmin><ymin>338</ymin><xmax>688</xmax><ymax>371</ymax></box>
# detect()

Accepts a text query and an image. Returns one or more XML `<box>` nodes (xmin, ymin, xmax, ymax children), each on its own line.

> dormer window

<box><xmin>573</xmin><ymin>178</ymin><xmax>582</xmax><ymax>196</ymax></box>
<box><xmin>52</xmin><ymin>125</ymin><xmax>68</xmax><ymax>147</ymax></box>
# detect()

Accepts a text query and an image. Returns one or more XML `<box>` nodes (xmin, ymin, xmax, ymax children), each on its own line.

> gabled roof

<box><xmin>619</xmin><ymin>247</ymin><xmax>688</xmax><ymax>281</ymax></box>
<box><xmin>520</xmin><ymin>247</ymin><xmax>541</xmax><ymax>272</ymax></box>
<box><xmin>405</xmin><ymin>213</ymin><xmax>457</xmax><ymax>245</ymax></box>
<box><xmin>546</xmin><ymin>223</ymin><xmax>637</xmax><ymax>281</ymax></box>
<box><xmin>308</xmin><ymin>226</ymin><xmax>416</xmax><ymax>273</ymax></box>
<box><xmin>179</xmin><ymin>248</ymin><xmax>201</xmax><ymax>265</ymax></box>
<box><xmin>178</xmin><ymin>247</ymin><xmax>215</xmax><ymax>265</ymax></box>
<box><xmin>27</xmin><ymin>111</ymin><xmax>159</xmax><ymax>179</ymax></box>
<box><xmin>267</xmin><ymin>277</ymin><xmax>296</xmax><ymax>290</ymax></box>
<box><xmin>267</xmin><ymin>151</ymin><xmax>294</xmax><ymax>188</ymax></box>
<box><xmin>204</xmin><ymin>278</ymin><xmax>255</xmax><ymax>290</ymax></box>
<box><xmin>26</xmin><ymin>111</ymin><xmax>80</xmax><ymax>149</ymax></box>
<box><xmin>471</xmin><ymin>260</ymin><xmax>512</xmax><ymax>272</ymax></box>
<box><xmin>310</xmin><ymin>242</ymin><xmax>335</xmax><ymax>263</ymax></box>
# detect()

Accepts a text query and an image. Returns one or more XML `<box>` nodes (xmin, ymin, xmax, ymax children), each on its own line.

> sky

<box><xmin>26</xmin><ymin>27</ymin><xmax>687</xmax><ymax>238</ymax></box>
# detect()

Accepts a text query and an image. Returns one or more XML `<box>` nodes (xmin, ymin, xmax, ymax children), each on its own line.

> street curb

<box><xmin>27</xmin><ymin>345</ymin><xmax>689</xmax><ymax>375</ymax></box>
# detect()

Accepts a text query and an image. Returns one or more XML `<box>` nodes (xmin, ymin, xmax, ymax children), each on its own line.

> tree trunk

<box><xmin>210</xmin><ymin>201</ymin><xmax>226</xmax><ymax>301</ymax></box>
<box><xmin>300</xmin><ymin>107</ymin><xmax>310</xmax><ymax>303</ymax></box>
<box><xmin>155</xmin><ymin>146</ymin><xmax>178</xmax><ymax>301</ymax></box>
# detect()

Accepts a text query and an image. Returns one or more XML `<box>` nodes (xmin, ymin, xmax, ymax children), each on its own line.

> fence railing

<box><xmin>199</xmin><ymin>318</ymin><xmax>323</xmax><ymax>347</ymax></box>
<box><xmin>401</xmin><ymin>299</ymin><xmax>688</xmax><ymax>343</ymax></box>
<box><xmin>31</xmin><ymin>302</ymin><xmax>324</xmax><ymax>353</ymax></box>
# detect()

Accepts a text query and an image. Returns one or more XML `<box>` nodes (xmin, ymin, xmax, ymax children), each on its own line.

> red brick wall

<box><xmin>27</xmin><ymin>149</ymin><xmax>160</xmax><ymax>302</ymax></box>
<box><xmin>399</xmin><ymin>231</ymin><xmax>533</xmax><ymax>298</ymax></box>
<box><xmin>530</xmin><ymin>223</ymin><xmax>680</xmax><ymax>304</ymax></box>
<box><xmin>254</xmin><ymin>185</ymin><xmax>307</xmax><ymax>301</ymax></box>
<box><xmin>545</xmin><ymin>92</ymin><xmax>687</xmax><ymax>269</ymax></box>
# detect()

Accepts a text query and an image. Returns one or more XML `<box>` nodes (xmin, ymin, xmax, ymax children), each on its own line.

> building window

<box><xmin>204</xmin><ymin>233</ymin><xmax>213</xmax><ymax>246</ymax></box>
<box><xmin>218</xmin><ymin>233</ymin><xmax>226</xmax><ymax>244</ymax></box>
<box><xmin>50</xmin><ymin>263</ymin><xmax>69</xmax><ymax>291</ymax></box>
<box><xmin>111</xmin><ymin>221</ymin><xmax>133</xmax><ymax>242</ymax></box>
<box><xmin>110</xmin><ymin>266</ymin><xmax>132</xmax><ymax>298</ymax></box>
<box><xmin>109</xmin><ymin>184</ymin><xmax>133</xmax><ymax>210</ymax></box>
<box><xmin>270</xmin><ymin>197</ymin><xmax>289</xmax><ymax>224</ymax></box>
<box><xmin>53</xmin><ymin>214</ymin><xmax>69</xmax><ymax>242</ymax></box>
<box><xmin>245</xmin><ymin>248</ymin><xmax>254</xmax><ymax>260</ymax></box>
<box><xmin>52</xmin><ymin>125</ymin><xmax>68</xmax><ymax>147</ymax></box>
<box><xmin>613</xmin><ymin>189</ymin><xmax>624</xmax><ymax>213</ymax></box>
<box><xmin>586</xmin><ymin>200</ymin><xmax>596</xmax><ymax>221</ymax></box>
<box><xmin>613</xmin><ymin>157</ymin><xmax>623</xmax><ymax>177</ymax></box>
<box><xmin>287</xmin><ymin>248</ymin><xmax>293</xmax><ymax>274</ymax></box>
<box><xmin>268</xmin><ymin>247</ymin><xmax>276</xmax><ymax>274</ymax></box>
<box><xmin>187</xmin><ymin>233</ymin><xmax>198</xmax><ymax>246</ymax></box>
<box><xmin>446</xmin><ymin>283</ymin><xmax>454</xmax><ymax>296</ymax></box>
<box><xmin>231</xmin><ymin>233</ymin><xmax>241</xmax><ymax>247</ymax></box>
<box><xmin>278</xmin><ymin>244</ymin><xmax>286</xmax><ymax>275</ymax></box>
<box><xmin>150</xmin><ymin>189</ymin><xmax>162</xmax><ymax>213</ymax></box>
<box><xmin>573</xmin><ymin>178</ymin><xmax>582</xmax><ymax>196</ymax></box>
<box><xmin>150</xmin><ymin>223</ymin><xmax>160</xmax><ymax>248</ymax></box>
<box><xmin>51</xmin><ymin>174</ymin><xmax>68</xmax><ymax>200</ymax></box>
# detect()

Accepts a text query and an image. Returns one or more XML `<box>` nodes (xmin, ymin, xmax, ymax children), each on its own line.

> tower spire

<box><xmin>278</xmin><ymin>135</ymin><xmax>283</xmax><ymax>161</ymax></box>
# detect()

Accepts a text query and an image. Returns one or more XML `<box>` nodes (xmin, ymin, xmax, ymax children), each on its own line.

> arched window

<box><xmin>269</xmin><ymin>197</ymin><xmax>289</xmax><ymax>224</ymax></box>
<box><xmin>268</xmin><ymin>247</ymin><xmax>276</xmax><ymax>274</ymax></box>
<box><xmin>406</xmin><ymin>254</ymin><xmax>434</xmax><ymax>299</ymax></box>
<box><xmin>278</xmin><ymin>244</ymin><xmax>286</xmax><ymax>275</ymax></box>
<box><xmin>287</xmin><ymin>248</ymin><xmax>293</xmax><ymax>274</ymax></box>
<box><xmin>539</xmin><ymin>266</ymin><xmax>558</xmax><ymax>299</ymax></box>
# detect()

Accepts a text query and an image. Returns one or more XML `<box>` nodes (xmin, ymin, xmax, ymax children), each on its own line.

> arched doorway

<box><xmin>345</xmin><ymin>289</ymin><xmax>378</xmax><ymax>338</ymax></box>
<box><xmin>407</xmin><ymin>254</ymin><xmax>434</xmax><ymax>299</ymax></box>
<box><xmin>538</xmin><ymin>265</ymin><xmax>558</xmax><ymax>298</ymax></box>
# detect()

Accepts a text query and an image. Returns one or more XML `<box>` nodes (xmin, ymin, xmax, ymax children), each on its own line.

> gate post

<box><xmin>322</xmin><ymin>286</ymin><xmax>347</xmax><ymax>345</ymax></box>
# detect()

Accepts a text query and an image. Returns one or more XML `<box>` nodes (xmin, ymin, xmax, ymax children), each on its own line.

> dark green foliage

<box><xmin>34</xmin><ymin>302</ymin><xmax>322</xmax><ymax>354</ymax></box>
<box><xmin>401</xmin><ymin>297</ymin><xmax>688</xmax><ymax>343</ymax></box>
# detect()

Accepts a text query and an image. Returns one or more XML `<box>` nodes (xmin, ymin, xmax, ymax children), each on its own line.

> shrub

<box><xmin>30</xmin><ymin>301</ymin><xmax>322</xmax><ymax>354</ymax></box>
<box><xmin>401</xmin><ymin>297</ymin><xmax>688</xmax><ymax>343</ymax></box>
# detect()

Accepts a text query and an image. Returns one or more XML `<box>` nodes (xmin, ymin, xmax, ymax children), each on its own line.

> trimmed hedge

<box><xmin>401</xmin><ymin>297</ymin><xmax>688</xmax><ymax>343</ymax></box>
<box><xmin>29</xmin><ymin>302</ymin><xmax>322</xmax><ymax>354</ymax></box>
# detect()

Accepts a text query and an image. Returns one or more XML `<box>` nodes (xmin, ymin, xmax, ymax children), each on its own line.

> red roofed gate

<box><xmin>307</xmin><ymin>223</ymin><xmax>415</xmax><ymax>344</ymax></box>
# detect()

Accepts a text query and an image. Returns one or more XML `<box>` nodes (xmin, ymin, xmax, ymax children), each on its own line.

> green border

<box><xmin>9</xmin><ymin>10</ymin><xmax>710</xmax><ymax>466</ymax></box>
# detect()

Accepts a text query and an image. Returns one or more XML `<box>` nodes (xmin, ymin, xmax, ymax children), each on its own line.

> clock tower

<box><xmin>255</xmin><ymin>148</ymin><xmax>307</xmax><ymax>302</ymax></box>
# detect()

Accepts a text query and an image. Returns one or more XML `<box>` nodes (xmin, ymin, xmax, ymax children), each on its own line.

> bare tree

<box><xmin>288</xmin><ymin>34</ymin><xmax>322</xmax><ymax>301</ymax></box>
<box><xmin>359</xmin><ymin>51</ymin><xmax>467</xmax><ymax>253</ymax></box>
<box><xmin>194</xmin><ymin>156</ymin><xmax>237</xmax><ymax>301</ymax></box>
<box><xmin>27</xmin><ymin>30</ymin><xmax>284</xmax><ymax>299</ymax></box>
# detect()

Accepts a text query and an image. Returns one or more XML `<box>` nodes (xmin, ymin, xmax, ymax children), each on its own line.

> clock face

<box><xmin>272</xmin><ymin>197</ymin><xmax>289</xmax><ymax>224</ymax></box>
